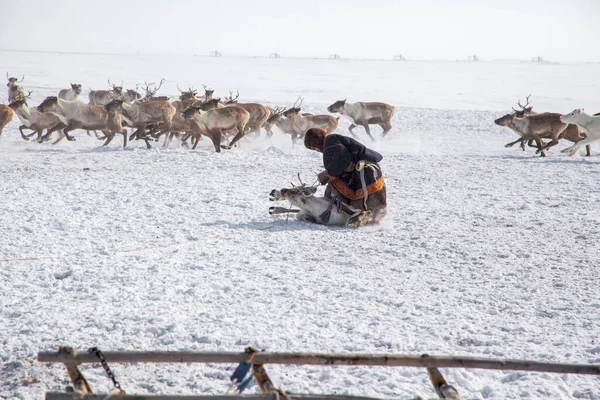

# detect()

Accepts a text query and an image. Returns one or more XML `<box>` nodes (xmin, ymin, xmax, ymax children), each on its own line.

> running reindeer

<box><xmin>269</xmin><ymin>176</ymin><xmax>373</xmax><ymax>228</ymax></box>
<box><xmin>282</xmin><ymin>97</ymin><xmax>339</xmax><ymax>141</ymax></box>
<box><xmin>494</xmin><ymin>96</ymin><xmax>590</xmax><ymax>157</ymax></box>
<box><xmin>327</xmin><ymin>99</ymin><xmax>396</xmax><ymax>140</ymax></box>
<box><xmin>9</xmin><ymin>93</ymin><xmax>66</xmax><ymax>143</ymax></box>
<box><xmin>560</xmin><ymin>109</ymin><xmax>600</xmax><ymax>156</ymax></box>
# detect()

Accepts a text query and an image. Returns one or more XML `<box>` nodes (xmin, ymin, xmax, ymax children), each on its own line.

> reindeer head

<box><xmin>494</xmin><ymin>95</ymin><xmax>533</xmax><ymax>126</ymax></box>
<box><xmin>283</xmin><ymin>97</ymin><xmax>304</xmax><ymax>117</ymax></box>
<box><xmin>560</xmin><ymin>109</ymin><xmax>584</xmax><ymax>124</ymax></box>
<box><xmin>269</xmin><ymin>186</ymin><xmax>318</xmax><ymax>203</ymax></box>
<box><xmin>70</xmin><ymin>83</ymin><xmax>82</xmax><ymax>95</ymax></box>
<box><xmin>104</xmin><ymin>99</ymin><xmax>124</xmax><ymax>112</ymax></box>
<box><xmin>181</xmin><ymin>106</ymin><xmax>202</xmax><ymax>120</ymax></box>
<box><xmin>108</xmin><ymin>79</ymin><xmax>124</xmax><ymax>96</ymax></box>
<box><xmin>202</xmin><ymin>84</ymin><xmax>214</xmax><ymax>100</ymax></box>
<box><xmin>327</xmin><ymin>99</ymin><xmax>346</xmax><ymax>113</ymax></box>
<box><xmin>267</xmin><ymin>106</ymin><xmax>286</xmax><ymax>124</ymax></box>
<box><xmin>223</xmin><ymin>90</ymin><xmax>239</xmax><ymax>104</ymax></box>
<box><xmin>177</xmin><ymin>86</ymin><xmax>198</xmax><ymax>104</ymax></box>
<box><xmin>197</xmin><ymin>98</ymin><xmax>221</xmax><ymax>111</ymax></box>
<box><xmin>123</xmin><ymin>88</ymin><xmax>141</xmax><ymax>103</ymax></box>
<box><xmin>142</xmin><ymin>78</ymin><xmax>165</xmax><ymax>100</ymax></box>
<box><xmin>6</xmin><ymin>72</ymin><xmax>24</xmax><ymax>88</ymax></box>
<box><xmin>37</xmin><ymin>96</ymin><xmax>59</xmax><ymax>113</ymax></box>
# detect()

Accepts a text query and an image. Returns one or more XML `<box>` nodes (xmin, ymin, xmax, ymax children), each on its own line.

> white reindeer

<box><xmin>269</xmin><ymin>185</ymin><xmax>372</xmax><ymax>227</ymax></box>
<box><xmin>560</xmin><ymin>109</ymin><xmax>600</xmax><ymax>156</ymax></box>
<box><xmin>58</xmin><ymin>83</ymin><xmax>83</xmax><ymax>101</ymax></box>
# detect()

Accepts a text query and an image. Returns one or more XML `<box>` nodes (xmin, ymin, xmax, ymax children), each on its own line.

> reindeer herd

<box><xmin>1</xmin><ymin>72</ymin><xmax>599</xmax><ymax>158</ymax></box>
<box><xmin>0</xmin><ymin>73</ymin><xmax>396</xmax><ymax>151</ymax></box>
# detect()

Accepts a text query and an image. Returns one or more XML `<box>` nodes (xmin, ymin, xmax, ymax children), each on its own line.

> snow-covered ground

<box><xmin>1</xmin><ymin>51</ymin><xmax>599</xmax><ymax>400</ymax></box>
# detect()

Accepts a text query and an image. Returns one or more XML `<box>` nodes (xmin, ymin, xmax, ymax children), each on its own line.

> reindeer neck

<box><xmin>14</xmin><ymin>103</ymin><xmax>32</xmax><ymax>120</ymax></box>
<box><xmin>574</xmin><ymin>112</ymin><xmax>595</xmax><ymax>127</ymax></box>
<box><xmin>508</xmin><ymin>117</ymin><xmax>529</xmax><ymax>134</ymax></box>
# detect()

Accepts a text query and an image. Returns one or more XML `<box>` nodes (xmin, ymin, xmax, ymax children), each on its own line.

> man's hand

<box><xmin>317</xmin><ymin>171</ymin><xmax>331</xmax><ymax>185</ymax></box>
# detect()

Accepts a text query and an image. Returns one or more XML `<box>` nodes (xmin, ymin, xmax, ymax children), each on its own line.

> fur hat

<box><xmin>304</xmin><ymin>128</ymin><xmax>327</xmax><ymax>151</ymax></box>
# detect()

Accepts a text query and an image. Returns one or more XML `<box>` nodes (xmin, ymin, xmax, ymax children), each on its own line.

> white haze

<box><xmin>2</xmin><ymin>0</ymin><xmax>600</xmax><ymax>62</ymax></box>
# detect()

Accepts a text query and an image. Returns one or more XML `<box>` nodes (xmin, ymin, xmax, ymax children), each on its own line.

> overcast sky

<box><xmin>2</xmin><ymin>0</ymin><xmax>599</xmax><ymax>62</ymax></box>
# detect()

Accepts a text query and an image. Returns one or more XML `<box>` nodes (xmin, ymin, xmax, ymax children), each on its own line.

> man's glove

<box><xmin>317</xmin><ymin>171</ymin><xmax>331</xmax><ymax>185</ymax></box>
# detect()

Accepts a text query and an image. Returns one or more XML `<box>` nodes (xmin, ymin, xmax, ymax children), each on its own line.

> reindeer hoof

<box><xmin>220</xmin><ymin>145</ymin><xmax>231</xmax><ymax>150</ymax></box>
<box><xmin>269</xmin><ymin>190</ymin><xmax>280</xmax><ymax>201</ymax></box>
<box><xmin>347</xmin><ymin>211</ymin><xmax>373</xmax><ymax>228</ymax></box>
<box><xmin>67</xmin><ymin>137</ymin><xmax>76</xmax><ymax>142</ymax></box>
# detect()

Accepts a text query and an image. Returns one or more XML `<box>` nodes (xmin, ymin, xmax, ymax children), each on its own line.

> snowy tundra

<box><xmin>1</xmin><ymin>51</ymin><xmax>600</xmax><ymax>400</ymax></box>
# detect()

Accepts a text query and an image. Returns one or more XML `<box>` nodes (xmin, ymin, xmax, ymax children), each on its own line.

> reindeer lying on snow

<box><xmin>269</xmin><ymin>183</ymin><xmax>373</xmax><ymax>228</ymax></box>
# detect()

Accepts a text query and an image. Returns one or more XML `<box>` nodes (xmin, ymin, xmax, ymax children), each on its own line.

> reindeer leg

<box><xmin>380</xmin><ymin>121</ymin><xmax>392</xmax><ymax>137</ymax></box>
<box><xmin>212</xmin><ymin>130</ymin><xmax>223</xmax><ymax>152</ymax></box>
<box><xmin>505</xmin><ymin>137</ymin><xmax>525</xmax><ymax>148</ymax></box>
<box><xmin>348</xmin><ymin>124</ymin><xmax>358</xmax><ymax>138</ymax></box>
<box><xmin>19</xmin><ymin>125</ymin><xmax>32</xmax><ymax>141</ymax></box>
<box><xmin>226</xmin><ymin>125</ymin><xmax>246</xmax><ymax>149</ymax></box>
<box><xmin>53</xmin><ymin>126</ymin><xmax>72</xmax><ymax>145</ymax></box>
<box><xmin>361</xmin><ymin>122</ymin><xmax>375</xmax><ymax>141</ymax></box>
<box><xmin>101</xmin><ymin>130</ymin><xmax>114</xmax><ymax>146</ymax></box>
<box><xmin>585</xmin><ymin>144</ymin><xmax>591</xmax><ymax>157</ymax></box>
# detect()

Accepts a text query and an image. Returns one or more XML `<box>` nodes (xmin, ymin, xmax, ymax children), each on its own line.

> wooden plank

<box><xmin>45</xmin><ymin>393</ymin><xmax>379</xmax><ymax>400</ymax></box>
<box><xmin>37</xmin><ymin>351</ymin><xmax>600</xmax><ymax>376</ymax></box>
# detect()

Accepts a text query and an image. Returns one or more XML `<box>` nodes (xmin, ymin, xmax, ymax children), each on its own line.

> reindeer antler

<box><xmin>512</xmin><ymin>94</ymin><xmax>532</xmax><ymax>112</ymax></box>
<box><xmin>291</xmin><ymin>96</ymin><xmax>304</xmax><ymax>109</ymax></box>
<box><xmin>224</xmin><ymin>90</ymin><xmax>240</xmax><ymax>104</ymax></box>
<box><xmin>19</xmin><ymin>75</ymin><xmax>25</xmax><ymax>82</ymax></box>
<box><xmin>26</xmin><ymin>90</ymin><xmax>33</xmax><ymax>98</ymax></box>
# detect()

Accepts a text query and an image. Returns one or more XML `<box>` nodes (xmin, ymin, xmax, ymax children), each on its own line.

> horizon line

<box><xmin>1</xmin><ymin>48</ymin><xmax>599</xmax><ymax>65</ymax></box>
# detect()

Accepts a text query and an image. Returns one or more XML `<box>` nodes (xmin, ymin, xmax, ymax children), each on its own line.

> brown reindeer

<box><xmin>9</xmin><ymin>95</ymin><xmax>66</xmax><ymax>143</ymax></box>
<box><xmin>327</xmin><ymin>99</ymin><xmax>395</xmax><ymax>140</ymax></box>
<box><xmin>0</xmin><ymin>104</ymin><xmax>15</xmax><ymax>137</ymax></box>
<box><xmin>181</xmin><ymin>105</ymin><xmax>249</xmax><ymax>152</ymax></box>
<box><xmin>6</xmin><ymin>72</ymin><xmax>26</xmax><ymax>103</ymax></box>
<box><xmin>263</xmin><ymin>107</ymin><xmax>314</xmax><ymax>144</ymax></box>
<box><xmin>201</xmin><ymin>91</ymin><xmax>271</xmax><ymax>140</ymax></box>
<box><xmin>88</xmin><ymin>80</ymin><xmax>123</xmax><ymax>106</ymax></box>
<box><xmin>104</xmin><ymin>98</ymin><xmax>176</xmax><ymax>149</ymax></box>
<box><xmin>494</xmin><ymin>96</ymin><xmax>590</xmax><ymax>156</ymax></box>
<box><xmin>283</xmin><ymin>98</ymin><xmax>339</xmax><ymax>138</ymax></box>
<box><xmin>37</xmin><ymin>96</ymin><xmax>126</xmax><ymax>147</ymax></box>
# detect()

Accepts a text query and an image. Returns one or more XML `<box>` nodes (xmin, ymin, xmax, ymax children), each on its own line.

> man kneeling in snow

<box><xmin>304</xmin><ymin>128</ymin><xmax>387</xmax><ymax>226</ymax></box>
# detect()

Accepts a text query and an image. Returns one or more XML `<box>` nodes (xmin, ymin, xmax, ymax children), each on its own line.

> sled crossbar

<box><xmin>38</xmin><ymin>348</ymin><xmax>600</xmax><ymax>400</ymax></box>
<box><xmin>37</xmin><ymin>350</ymin><xmax>600</xmax><ymax>375</ymax></box>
